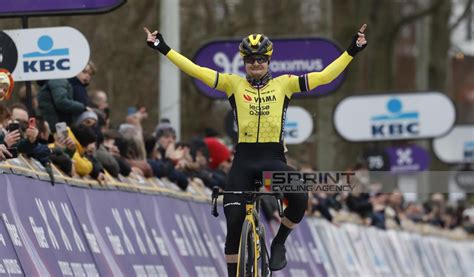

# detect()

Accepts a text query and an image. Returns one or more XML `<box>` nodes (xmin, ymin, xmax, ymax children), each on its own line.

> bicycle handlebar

<box><xmin>211</xmin><ymin>186</ymin><xmax>284</xmax><ymax>218</ymax></box>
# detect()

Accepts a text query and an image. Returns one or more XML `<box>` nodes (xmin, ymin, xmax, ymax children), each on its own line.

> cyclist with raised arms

<box><xmin>144</xmin><ymin>25</ymin><xmax>367</xmax><ymax>276</ymax></box>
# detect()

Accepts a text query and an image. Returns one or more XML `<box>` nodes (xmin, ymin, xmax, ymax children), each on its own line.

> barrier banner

<box><xmin>145</xmin><ymin>196</ymin><xmax>219</xmax><ymax>276</ymax></box>
<box><xmin>0</xmin><ymin>215</ymin><xmax>23</xmax><ymax>275</ymax></box>
<box><xmin>187</xmin><ymin>201</ymin><xmax>227</xmax><ymax>275</ymax></box>
<box><xmin>0</xmin><ymin>175</ymin><xmax>98</xmax><ymax>276</ymax></box>
<box><xmin>65</xmin><ymin>186</ymin><xmax>169</xmax><ymax>276</ymax></box>
<box><xmin>265</xmin><ymin>218</ymin><xmax>321</xmax><ymax>277</ymax></box>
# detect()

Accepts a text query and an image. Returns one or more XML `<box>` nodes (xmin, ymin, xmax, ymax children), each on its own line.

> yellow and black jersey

<box><xmin>165</xmin><ymin>49</ymin><xmax>353</xmax><ymax>143</ymax></box>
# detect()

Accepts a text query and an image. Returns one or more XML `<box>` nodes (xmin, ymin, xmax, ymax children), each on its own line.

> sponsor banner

<box><xmin>193</xmin><ymin>38</ymin><xmax>345</xmax><ymax>99</ymax></box>
<box><xmin>65</xmin><ymin>186</ymin><xmax>170</xmax><ymax>276</ymax></box>
<box><xmin>0</xmin><ymin>0</ymin><xmax>125</xmax><ymax>17</ymax></box>
<box><xmin>384</xmin><ymin>144</ymin><xmax>430</xmax><ymax>172</ymax></box>
<box><xmin>334</xmin><ymin>92</ymin><xmax>455</xmax><ymax>141</ymax></box>
<box><xmin>433</xmin><ymin>125</ymin><xmax>474</xmax><ymax>163</ymax></box>
<box><xmin>0</xmin><ymin>215</ymin><xmax>23</xmax><ymax>275</ymax></box>
<box><xmin>295</xmin><ymin>220</ymin><xmax>328</xmax><ymax>276</ymax></box>
<box><xmin>284</xmin><ymin>106</ymin><xmax>314</xmax><ymax>144</ymax></box>
<box><xmin>187</xmin><ymin>201</ymin><xmax>227</xmax><ymax>275</ymax></box>
<box><xmin>362</xmin><ymin>148</ymin><xmax>390</xmax><ymax>171</ymax></box>
<box><xmin>0</xmin><ymin>174</ymin><xmax>98</xmax><ymax>276</ymax></box>
<box><xmin>2</xmin><ymin>27</ymin><xmax>90</xmax><ymax>81</ymax></box>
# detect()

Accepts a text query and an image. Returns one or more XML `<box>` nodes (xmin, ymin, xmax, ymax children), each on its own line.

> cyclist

<box><xmin>144</xmin><ymin>25</ymin><xmax>367</xmax><ymax>276</ymax></box>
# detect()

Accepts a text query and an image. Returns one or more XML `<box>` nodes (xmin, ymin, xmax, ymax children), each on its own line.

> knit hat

<box><xmin>71</xmin><ymin>124</ymin><xmax>97</xmax><ymax>147</ymax></box>
<box><xmin>75</xmin><ymin>110</ymin><xmax>98</xmax><ymax>126</ymax></box>
<box><xmin>154</xmin><ymin>118</ymin><xmax>176</xmax><ymax>139</ymax></box>
<box><xmin>204</xmin><ymin>137</ymin><xmax>231</xmax><ymax>169</ymax></box>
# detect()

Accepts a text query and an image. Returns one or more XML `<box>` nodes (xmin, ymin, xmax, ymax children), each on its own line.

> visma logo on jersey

<box><xmin>370</xmin><ymin>98</ymin><xmax>419</xmax><ymax>138</ymax></box>
<box><xmin>4</xmin><ymin>27</ymin><xmax>90</xmax><ymax>81</ymax></box>
<box><xmin>22</xmin><ymin>35</ymin><xmax>70</xmax><ymax>73</ymax></box>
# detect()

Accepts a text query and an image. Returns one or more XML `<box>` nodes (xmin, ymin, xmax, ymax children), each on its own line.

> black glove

<box><xmin>346</xmin><ymin>32</ymin><xmax>367</xmax><ymax>57</ymax></box>
<box><xmin>147</xmin><ymin>32</ymin><xmax>171</xmax><ymax>55</ymax></box>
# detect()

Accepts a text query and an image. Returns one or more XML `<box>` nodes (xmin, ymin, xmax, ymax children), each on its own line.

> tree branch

<box><xmin>449</xmin><ymin>0</ymin><xmax>473</xmax><ymax>31</ymax></box>
<box><xmin>389</xmin><ymin>0</ymin><xmax>445</xmax><ymax>42</ymax></box>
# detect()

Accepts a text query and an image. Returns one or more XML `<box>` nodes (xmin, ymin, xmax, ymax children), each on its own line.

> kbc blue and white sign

<box><xmin>3</xmin><ymin>27</ymin><xmax>90</xmax><ymax>81</ymax></box>
<box><xmin>334</xmin><ymin>92</ymin><xmax>455</xmax><ymax>141</ymax></box>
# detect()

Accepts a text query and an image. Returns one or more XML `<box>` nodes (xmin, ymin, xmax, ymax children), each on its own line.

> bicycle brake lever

<box><xmin>212</xmin><ymin>198</ymin><xmax>219</xmax><ymax>217</ymax></box>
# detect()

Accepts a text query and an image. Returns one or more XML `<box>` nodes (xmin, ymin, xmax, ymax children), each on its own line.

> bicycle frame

<box><xmin>211</xmin><ymin>187</ymin><xmax>284</xmax><ymax>277</ymax></box>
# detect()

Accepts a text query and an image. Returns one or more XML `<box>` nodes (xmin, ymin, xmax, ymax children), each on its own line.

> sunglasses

<box><xmin>243</xmin><ymin>55</ymin><xmax>269</xmax><ymax>64</ymax></box>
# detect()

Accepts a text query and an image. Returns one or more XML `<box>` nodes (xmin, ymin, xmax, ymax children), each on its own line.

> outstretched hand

<box><xmin>143</xmin><ymin>27</ymin><xmax>171</xmax><ymax>55</ymax></box>
<box><xmin>356</xmin><ymin>24</ymin><xmax>367</xmax><ymax>47</ymax></box>
<box><xmin>346</xmin><ymin>23</ymin><xmax>368</xmax><ymax>57</ymax></box>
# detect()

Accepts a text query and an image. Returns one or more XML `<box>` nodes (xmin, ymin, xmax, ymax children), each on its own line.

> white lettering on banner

<box><xmin>213</xmin><ymin>52</ymin><xmax>244</xmax><ymax>76</ymax></box>
<box><xmin>174</xmin><ymin>214</ymin><xmax>195</xmax><ymax>256</ymax></box>
<box><xmin>184</xmin><ymin>215</ymin><xmax>209</xmax><ymax>257</ymax></box>
<box><xmin>171</xmin><ymin>229</ymin><xmax>189</xmax><ymax>256</ymax></box>
<box><xmin>48</xmin><ymin>201</ymin><xmax>72</xmax><ymax>251</ymax></box>
<box><xmin>3</xmin><ymin>259</ymin><xmax>22</xmax><ymax>274</ymax></box>
<box><xmin>289</xmin><ymin>269</ymin><xmax>309</xmax><ymax>277</ymax></box>
<box><xmin>105</xmin><ymin>226</ymin><xmax>125</xmax><ymax>255</ymax></box>
<box><xmin>112</xmin><ymin>208</ymin><xmax>135</xmax><ymax>255</ymax></box>
<box><xmin>151</xmin><ymin>229</ymin><xmax>169</xmax><ymax>256</ymax></box>
<box><xmin>135</xmin><ymin>210</ymin><xmax>157</xmax><ymax>255</ymax></box>
<box><xmin>308</xmin><ymin>242</ymin><xmax>322</xmax><ymax>264</ymax></box>
<box><xmin>62</xmin><ymin>203</ymin><xmax>86</xmax><ymax>252</ymax></box>
<box><xmin>81</xmin><ymin>224</ymin><xmax>101</xmax><ymax>254</ymax></box>
<box><xmin>0</xmin><ymin>263</ymin><xmax>5</xmax><ymax>274</ymax></box>
<box><xmin>29</xmin><ymin>217</ymin><xmax>49</xmax><ymax>248</ymax></box>
<box><xmin>195</xmin><ymin>266</ymin><xmax>219</xmax><ymax>277</ymax></box>
<box><xmin>2</xmin><ymin>214</ymin><xmax>22</xmax><ymax>247</ymax></box>
<box><xmin>285</xmin><ymin>237</ymin><xmax>298</xmax><ymax>262</ymax></box>
<box><xmin>155</xmin><ymin>265</ymin><xmax>168</xmax><ymax>277</ymax></box>
<box><xmin>144</xmin><ymin>265</ymin><xmax>157</xmax><ymax>276</ymax></box>
<box><xmin>58</xmin><ymin>261</ymin><xmax>73</xmax><ymax>276</ymax></box>
<box><xmin>35</xmin><ymin>198</ymin><xmax>60</xmax><ymax>250</ymax></box>
<box><xmin>124</xmin><ymin>209</ymin><xmax>147</xmax><ymax>255</ymax></box>
<box><xmin>203</xmin><ymin>233</ymin><xmax>218</xmax><ymax>259</ymax></box>
<box><xmin>270</xmin><ymin>59</ymin><xmax>323</xmax><ymax>72</ymax></box>
<box><xmin>133</xmin><ymin>264</ymin><xmax>146</xmax><ymax>276</ymax></box>
<box><xmin>0</xmin><ymin>233</ymin><xmax>5</xmax><ymax>247</ymax></box>
<box><xmin>295</xmin><ymin>240</ymin><xmax>309</xmax><ymax>263</ymax></box>
<box><xmin>70</xmin><ymin>262</ymin><xmax>85</xmax><ymax>277</ymax></box>
<box><xmin>83</xmin><ymin>263</ymin><xmax>99</xmax><ymax>277</ymax></box>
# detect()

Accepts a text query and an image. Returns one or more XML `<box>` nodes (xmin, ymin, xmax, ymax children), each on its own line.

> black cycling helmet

<box><xmin>239</xmin><ymin>34</ymin><xmax>273</xmax><ymax>57</ymax></box>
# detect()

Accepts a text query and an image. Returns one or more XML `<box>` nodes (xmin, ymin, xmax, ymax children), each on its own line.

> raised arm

<box><xmin>292</xmin><ymin>24</ymin><xmax>367</xmax><ymax>94</ymax></box>
<box><xmin>144</xmin><ymin>27</ymin><xmax>218</xmax><ymax>88</ymax></box>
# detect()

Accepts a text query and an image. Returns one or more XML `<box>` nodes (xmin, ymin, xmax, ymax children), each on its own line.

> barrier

<box><xmin>0</xmin><ymin>158</ymin><xmax>473</xmax><ymax>276</ymax></box>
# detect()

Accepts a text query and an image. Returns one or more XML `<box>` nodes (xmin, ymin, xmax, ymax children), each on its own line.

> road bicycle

<box><xmin>211</xmin><ymin>185</ymin><xmax>284</xmax><ymax>277</ymax></box>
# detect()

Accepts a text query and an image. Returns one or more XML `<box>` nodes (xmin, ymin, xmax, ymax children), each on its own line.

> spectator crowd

<box><xmin>0</xmin><ymin>62</ymin><xmax>472</xmax><ymax>237</ymax></box>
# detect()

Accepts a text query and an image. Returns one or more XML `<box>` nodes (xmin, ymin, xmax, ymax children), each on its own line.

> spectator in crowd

<box><xmin>69</xmin><ymin>61</ymin><xmax>96</xmax><ymax>106</ymax></box>
<box><xmin>103</xmin><ymin>130</ymin><xmax>131</xmax><ymax>177</ymax></box>
<box><xmin>405</xmin><ymin>202</ymin><xmax>424</xmax><ymax>223</ymax></box>
<box><xmin>385</xmin><ymin>191</ymin><xmax>403</xmax><ymax>228</ymax></box>
<box><xmin>0</xmin><ymin>103</ymin><xmax>11</xmax><ymax>129</ymax></box>
<box><xmin>89</xmin><ymin>89</ymin><xmax>109</xmax><ymax>112</ymax></box>
<box><xmin>37</xmin><ymin>76</ymin><xmax>89</xmax><ymax>132</ymax></box>
<box><xmin>68</xmin><ymin>123</ymin><xmax>103</xmax><ymax>182</ymax></box>
<box><xmin>370</xmin><ymin>192</ymin><xmax>388</xmax><ymax>229</ymax></box>
<box><xmin>118</xmin><ymin>123</ymin><xmax>153</xmax><ymax>177</ymax></box>
<box><xmin>146</xmin><ymin>119</ymin><xmax>188</xmax><ymax>190</ymax></box>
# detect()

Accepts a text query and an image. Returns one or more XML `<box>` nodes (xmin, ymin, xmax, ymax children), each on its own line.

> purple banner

<box><xmin>193</xmin><ymin>38</ymin><xmax>346</xmax><ymax>99</ymax></box>
<box><xmin>0</xmin><ymin>0</ymin><xmax>125</xmax><ymax>17</ymax></box>
<box><xmin>0</xmin><ymin>215</ymin><xmax>23</xmax><ymax>275</ymax></box>
<box><xmin>65</xmin><ymin>186</ymin><xmax>169</xmax><ymax>276</ymax></box>
<box><xmin>187</xmin><ymin>201</ymin><xmax>227</xmax><ymax>275</ymax></box>
<box><xmin>384</xmin><ymin>144</ymin><xmax>430</xmax><ymax>172</ymax></box>
<box><xmin>0</xmin><ymin>175</ymin><xmax>98</xmax><ymax>276</ymax></box>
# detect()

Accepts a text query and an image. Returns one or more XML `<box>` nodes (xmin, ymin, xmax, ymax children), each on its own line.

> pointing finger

<box><xmin>143</xmin><ymin>27</ymin><xmax>151</xmax><ymax>35</ymax></box>
<box><xmin>359</xmin><ymin>24</ymin><xmax>367</xmax><ymax>33</ymax></box>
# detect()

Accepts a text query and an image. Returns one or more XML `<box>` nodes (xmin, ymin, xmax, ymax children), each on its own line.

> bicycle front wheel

<box><xmin>237</xmin><ymin>220</ymin><xmax>256</xmax><ymax>277</ymax></box>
